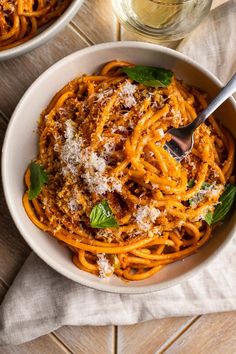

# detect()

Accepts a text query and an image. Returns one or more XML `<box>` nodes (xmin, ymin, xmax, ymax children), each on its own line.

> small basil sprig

<box><xmin>201</xmin><ymin>182</ymin><xmax>211</xmax><ymax>190</ymax></box>
<box><xmin>90</xmin><ymin>201</ymin><xmax>119</xmax><ymax>229</ymax></box>
<box><xmin>29</xmin><ymin>162</ymin><xmax>48</xmax><ymax>200</ymax></box>
<box><xmin>187</xmin><ymin>178</ymin><xmax>195</xmax><ymax>188</ymax></box>
<box><xmin>204</xmin><ymin>184</ymin><xmax>236</xmax><ymax>225</ymax></box>
<box><xmin>189</xmin><ymin>181</ymin><xmax>211</xmax><ymax>207</ymax></box>
<box><xmin>204</xmin><ymin>211</ymin><xmax>213</xmax><ymax>226</ymax></box>
<box><xmin>122</xmin><ymin>65</ymin><xmax>173</xmax><ymax>88</ymax></box>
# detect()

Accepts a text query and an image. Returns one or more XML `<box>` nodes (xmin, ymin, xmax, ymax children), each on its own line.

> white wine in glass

<box><xmin>112</xmin><ymin>0</ymin><xmax>212</xmax><ymax>41</ymax></box>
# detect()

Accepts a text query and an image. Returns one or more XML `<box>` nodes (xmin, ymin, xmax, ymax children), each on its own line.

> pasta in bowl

<box><xmin>0</xmin><ymin>0</ymin><xmax>84</xmax><ymax>60</ymax></box>
<box><xmin>22</xmin><ymin>60</ymin><xmax>236</xmax><ymax>281</ymax></box>
<box><xmin>2</xmin><ymin>42</ymin><xmax>236</xmax><ymax>293</ymax></box>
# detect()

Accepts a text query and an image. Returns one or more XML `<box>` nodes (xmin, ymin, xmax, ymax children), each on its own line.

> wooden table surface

<box><xmin>0</xmin><ymin>0</ymin><xmax>235</xmax><ymax>353</ymax></box>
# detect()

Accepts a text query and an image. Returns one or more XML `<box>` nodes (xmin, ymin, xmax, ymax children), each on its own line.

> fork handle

<box><xmin>189</xmin><ymin>73</ymin><xmax>236</xmax><ymax>130</ymax></box>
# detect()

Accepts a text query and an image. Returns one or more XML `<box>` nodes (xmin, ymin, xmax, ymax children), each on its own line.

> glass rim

<box><xmin>148</xmin><ymin>0</ymin><xmax>194</xmax><ymax>4</ymax></box>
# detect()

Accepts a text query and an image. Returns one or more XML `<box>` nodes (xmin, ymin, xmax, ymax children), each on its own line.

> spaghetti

<box><xmin>23</xmin><ymin>60</ymin><xmax>235</xmax><ymax>281</ymax></box>
<box><xmin>0</xmin><ymin>0</ymin><xmax>72</xmax><ymax>50</ymax></box>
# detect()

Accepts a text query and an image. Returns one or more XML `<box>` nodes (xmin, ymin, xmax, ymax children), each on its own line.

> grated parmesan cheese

<box><xmin>82</xmin><ymin>172</ymin><xmax>110</xmax><ymax>195</ymax></box>
<box><xmin>81</xmin><ymin>172</ymin><xmax>122</xmax><ymax>195</ymax></box>
<box><xmin>96</xmin><ymin>229</ymin><xmax>114</xmax><ymax>242</ymax></box>
<box><xmin>111</xmin><ymin>177</ymin><xmax>122</xmax><ymax>193</ymax></box>
<box><xmin>54</xmin><ymin>143</ymin><xmax>60</xmax><ymax>152</ymax></box>
<box><xmin>157</xmin><ymin>128</ymin><xmax>165</xmax><ymax>139</ymax></box>
<box><xmin>84</xmin><ymin>150</ymin><xmax>107</xmax><ymax>173</ymax></box>
<box><xmin>102</xmin><ymin>139</ymin><xmax>116</xmax><ymax>160</ymax></box>
<box><xmin>117</xmin><ymin>126</ymin><xmax>128</xmax><ymax>133</ymax></box>
<box><xmin>135</xmin><ymin>206</ymin><xmax>161</xmax><ymax>231</ymax></box>
<box><xmin>68</xmin><ymin>197</ymin><xmax>79</xmax><ymax>213</ymax></box>
<box><xmin>185</xmin><ymin>155</ymin><xmax>196</xmax><ymax>171</ymax></box>
<box><xmin>96</xmin><ymin>88</ymin><xmax>114</xmax><ymax>103</ymax></box>
<box><xmin>190</xmin><ymin>183</ymin><xmax>223</xmax><ymax>208</ymax></box>
<box><xmin>81</xmin><ymin>146</ymin><xmax>122</xmax><ymax>195</ymax></box>
<box><xmin>111</xmin><ymin>126</ymin><xmax>128</xmax><ymax>134</ymax></box>
<box><xmin>60</xmin><ymin>119</ymin><xmax>123</xmax><ymax>195</ymax></box>
<box><xmin>121</xmin><ymin>81</ymin><xmax>136</xmax><ymax>95</ymax></box>
<box><xmin>0</xmin><ymin>0</ymin><xmax>15</xmax><ymax>13</ymax></box>
<box><xmin>58</xmin><ymin>107</ymin><xmax>69</xmax><ymax>118</ymax></box>
<box><xmin>61</xmin><ymin>120</ymin><xmax>83</xmax><ymax>177</ymax></box>
<box><xmin>97</xmin><ymin>254</ymin><xmax>114</xmax><ymax>278</ymax></box>
<box><xmin>64</xmin><ymin>120</ymin><xmax>75</xmax><ymax>140</ymax></box>
<box><xmin>211</xmin><ymin>185</ymin><xmax>223</xmax><ymax>197</ymax></box>
<box><xmin>120</xmin><ymin>81</ymin><xmax>137</xmax><ymax>108</ymax></box>
<box><xmin>152</xmin><ymin>226</ymin><xmax>162</xmax><ymax>236</ymax></box>
<box><xmin>170</xmin><ymin>108</ymin><xmax>182</xmax><ymax>125</ymax></box>
<box><xmin>124</xmin><ymin>96</ymin><xmax>136</xmax><ymax>108</ymax></box>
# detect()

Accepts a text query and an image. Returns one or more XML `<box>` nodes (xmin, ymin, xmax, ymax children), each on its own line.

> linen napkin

<box><xmin>1</xmin><ymin>0</ymin><xmax>236</xmax><ymax>346</ymax></box>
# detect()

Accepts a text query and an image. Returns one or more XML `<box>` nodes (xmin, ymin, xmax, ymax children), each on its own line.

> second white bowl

<box><xmin>0</xmin><ymin>0</ymin><xmax>84</xmax><ymax>61</ymax></box>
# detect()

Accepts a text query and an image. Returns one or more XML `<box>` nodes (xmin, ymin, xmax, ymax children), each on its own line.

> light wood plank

<box><xmin>0</xmin><ymin>335</ymin><xmax>72</xmax><ymax>354</ymax></box>
<box><xmin>0</xmin><ymin>283</ymin><xmax>7</xmax><ymax>303</ymax></box>
<box><xmin>3</xmin><ymin>286</ymin><xmax>73</xmax><ymax>354</ymax></box>
<box><xmin>117</xmin><ymin>317</ymin><xmax>196</xmax><ymax>354</ymax></box>
<box><xmin>0</xmin><ymin>115</ymin><xmax>31</xmax><ymax>285</ymax></box>
<box><xmin>164</xmin><ymin>312</ymin><xmax>236</xmax><ymax>354</ymax></box>
<box><xmin>72</xmin><ymin>0</ymin><xmax>117</xmax><ymax>44</ymax></box>
<box><xmin>0</xmin><ymin>26</ymin><xmax>88</xmax><ymax>118</ymax></box>
<box><xmin>212</xmin><ymin>0</ymin><xmax>229</xmax><ymax>9</ymax></box>
<box><xmin>55</xmin><ymin>325</ymin><xmax>114</xmax><ymax>354</ymax></box>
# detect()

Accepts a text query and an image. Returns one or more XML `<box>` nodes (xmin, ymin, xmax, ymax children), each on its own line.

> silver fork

<box><xmin>164</xmin><ymin>73</ymin><xmax>236</xmax><ymax>162</ymax></box>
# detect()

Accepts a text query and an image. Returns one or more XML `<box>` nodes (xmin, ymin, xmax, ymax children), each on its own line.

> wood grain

<box><xmin>72</xmin><ymin>0</ymin><xmax>118</xmax><ymax>44</ymax></box>
<box><xmin>164</xmin><ymin>312</ymin><xmax>236</xmax><ymax>354</ymax></box>
<box><xmin>0</xmin><ymin>114</ymin><xmax>72</xmax><ymax>352</ymax></box>
<box><xmin>117</xmin><ymin>317</ymin><xmax>197</xmax><ymax>354</ymax></box>
<box><xmin>0</xmin><ymin>334</ymin><xmax>72</xmax><ymax>354</ymax></box>
<box><xmin>0</xmin><ymin>283</ymin><xmax>7</xmax><ymax>303</ymax></box>
<box><xmin>0</xmin><ymin>26</ymin><xmax>88</xmax><ymax>118</ymax></box>
<box><xmin>55</xmin><ymin>325</ymin><xmax>114</xmax><ymax>354</ymax></box>
<box><xmin>0</xmin><ymin>115</ymin><xmax>31</xmax><ymax>285</ymax></box>
<box><xmin>211</xmin><ymin>0</ymin><xmax>229</xmax><ymax>9</ymax></box>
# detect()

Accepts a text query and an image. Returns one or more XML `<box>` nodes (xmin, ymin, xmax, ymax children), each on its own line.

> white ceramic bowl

<box><xmin>0</xmin><ymin>0</ymin><xmax>84</xmax><ymax>61</ymax></box>
<box><xmin>2</xmin><ymin>42</ymin><xmax>236</xmax><ymax>293</ymax></box>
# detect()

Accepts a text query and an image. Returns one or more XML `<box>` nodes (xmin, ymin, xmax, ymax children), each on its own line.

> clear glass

<box><xmin>112</xmin><ymin>0</ymin><xmax>213</xmax><ymax>42</ymax></box>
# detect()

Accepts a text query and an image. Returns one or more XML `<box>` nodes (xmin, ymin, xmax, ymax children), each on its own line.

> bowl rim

<box><xmin>0</xmin><ymin>0</ymin><xmax>84</xmax><ymax>61</ymax></box>
<box><xmin>2</xmin><ymin>41</ymin><xmax>236</xmax><ymax>294</ymax></box>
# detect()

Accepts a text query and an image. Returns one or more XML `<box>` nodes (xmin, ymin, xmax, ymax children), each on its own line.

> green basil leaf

<box><xmin>189</xmin><ymin>181</ymin><xmax>211</xmax><ymax>206</ymax></box>
<box><xmin>90</xmin><ymin>201</ymin><xmax>119</xmax><ymax>229</ymax></box>
<box><xmin>204</xmin><ymin>211</ymin><xmax>213</xmax><ymax>226</ymax></box>
<box><xmin>29</xmin><ymin>162</ymin><xmax>48</xmax><ymax>200</ymax></box>
<box><xmin>188</xmin><ymin>179</ymin><xmax>195</xmax><ymax>188</ymax></box>
<box><xmin>122</xmin><ymin>65</ymin><xmax>173</xmax><ymax>88</ymax></box>
<box><xmin>189</xmin><ymin>199</ymin><xmax>194</xmax><ymax>207</ymax></box>
<box><xmin>211</xmin><ymin>184</ymin><xmax>236</xmax><ymax>224</ymax></box>
<box><xmin>201</xmin><ymin>182</ymin><xmax>211</xmax><ymax>190</ymax></box>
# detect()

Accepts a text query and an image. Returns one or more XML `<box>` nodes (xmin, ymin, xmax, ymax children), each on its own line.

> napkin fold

<box><xmin>1</xmin><ymin>0</ymin><xmax>236</xmax><ymax>346</ymax></box>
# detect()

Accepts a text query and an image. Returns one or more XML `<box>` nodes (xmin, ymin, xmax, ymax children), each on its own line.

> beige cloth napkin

<box><xmin>0</xmin><ymin>0</ymin><xmax>236</xmax><ymax>346</ymax></box>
